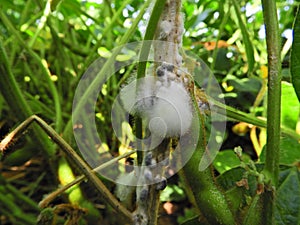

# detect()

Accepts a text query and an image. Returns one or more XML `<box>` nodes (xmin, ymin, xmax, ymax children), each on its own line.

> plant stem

<box><xmin>135</xmin><ymin>0</ymin><xmax>167</xmax><ymax>165</ymax></box>
<box><xmin>149</xmin><ymin>1</ymin><xmax>182</xmax><ymax>224</ymax></box>
<box><xmin>262</xmin><ymin>0</ymin><xmax>282</xmax><ymax>187</ymax></box>
<box><xmin>28</xmin><ymin>0</ymin><xmax>51</xmax><ymax>48</ymax></box>
<box><xmin>261</xmin><ymin>0</ymin><xmax>282</xmax><ymax>223</ymax></box>
<box><xmin>182</xmin><ymin>98</ymin><xmax>236</xmax><ymax>225</ymax></box>
<box><xmin>211</xmin><ymin>99</ymin><xmax>300</xmax><ymax>141</ymax></box>
<box><xmin>78</xmin><ymin>0</ymin><xmax>134</xmax><ymax>75</ymax></box>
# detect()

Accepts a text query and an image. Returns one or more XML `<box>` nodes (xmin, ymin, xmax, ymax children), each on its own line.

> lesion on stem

<box><xmin>133</xmin><ymin>0</ymin><xmax>190</xmax><ymax>224</ymax></box>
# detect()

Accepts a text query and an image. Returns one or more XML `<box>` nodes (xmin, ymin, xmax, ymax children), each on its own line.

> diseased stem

<box><xmin>136</xmin><ymin>0</ymin><xmax>167</xmax><ymax>165</ymax></box>
<box><xmin>261</xmin><ymin>0</ymin><xmax>282</xmax><ymax>224</ymax></box>
<box><xmin>134</xmin><ymin>1</ymin><xmax>185</xmax><ymax>224</ymax></box>
<box><xmin>149</xmin><ymin>1</ymin><xmax>183</xmax><ymax>224</ymax></box>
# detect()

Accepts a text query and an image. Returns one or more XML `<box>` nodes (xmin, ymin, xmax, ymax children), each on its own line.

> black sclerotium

<box><xmin>133</xmin><ymin>213</ymin><xmax>147</xmax><ymax>225</ymax></box>
<box><xmin>145</xmin><ymin>152</ymin><xmax>153</xmax><ymax>166</ymax></box>
<box><xmin>144</xmin><ymin>168</ymin><xmax>153</xmax><ymax>182</ymax></box>
<box><xmin>156</xmin><ymin>62</ymin><xmax>175</xmax><ymax>77</ymax></box>
<box><xmin>139</xmin><ymin>188</ymin><xmax>149</xmax><ymax>202</ymax></box>
<box><xmin>156</xmin><ymin>177</ymin><xmax>167</xmax><ymax>191</ymax></box>
<box><xmin>162</xmin><ymin>62</ymin><xmax>174</xmax><ymax>72</ymax></box>
<box><xmin>156</xmin><ymin>66</ymin><xmax>165</xmax><ymax>77</ymax></box>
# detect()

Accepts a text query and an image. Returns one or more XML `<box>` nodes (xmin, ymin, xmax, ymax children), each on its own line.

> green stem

<box><xmin>0</xmin><ymin>189</ymin><xmax>36</xmax><ymax>224</ymax></box>
<box><xmin>19</xmin><ymin>0</ymin><xmax>33</xmax><ymax>25</ymax></box>
<box><xmin>39</xmin><ymin>149</ymin><xmax>136</xmax><ymax>208</ymax></box>
<box><xmin>261</xmin><ymin>0</ymin><xmax>282</xmax><ymax>224</ymax></box>
<box><xmin>182</xmin><ymin>100</ymin><xmax>236</xmax><ymax>225</ymax></box>
<box><xmin>232</xmin><ymin>0</ymin><xmax>255</xmax><ymax>74</ymax></box>
<box><xmin>211</xmin><ymin>99</ymin><xmax>300</xmax><ymax>141</ymax></box>
<box><xmin>136</xmin><ymin>0</ymin><xmax>167</xmax><ymax>79</ymax></box>
<box><xmin>262</xmin><ymin>0</ymin><xmax>282</xmax><ymax>188</ymax></box>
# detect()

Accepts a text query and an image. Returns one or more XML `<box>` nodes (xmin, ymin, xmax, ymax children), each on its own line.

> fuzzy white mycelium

<box><xmin>120</xmin><ymin>62</ymin><xmax>193</xmax><ymax>138</ymax></box>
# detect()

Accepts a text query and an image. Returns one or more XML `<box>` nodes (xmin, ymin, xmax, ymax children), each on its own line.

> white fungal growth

<box><xmin>159</xmin><ymin>20</ymin><xmax>173</xmax><ymax>39</ymax></box>
<box><xmin>147</xmin><ymin>80</ymin><xmax>192</xmax><ymax>137</ymax></box>
<box><xmin>115</xmin><ymin>171</ymin><xmax>137</xmax><ymax>202</ymax></box>
<box><xmin>120</xmin><ymin>66</ymin><xmax>193</xmax><ymax>138</ymax></box>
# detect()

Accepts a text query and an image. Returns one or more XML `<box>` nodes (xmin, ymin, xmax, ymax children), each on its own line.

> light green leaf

<box><xmin>213</xmin><ymin>150</ymin><xmax>241</xmax><ymax>174</ymax></box>
<box><xmin>213</xmin><ymin>149</ymin><xmax>250</xmax><ymax>174</ymax></box>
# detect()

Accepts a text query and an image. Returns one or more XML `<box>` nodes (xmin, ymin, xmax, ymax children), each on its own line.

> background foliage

<box><xmin>0</xmin><ymin>0</ymin><xmax>300</xmax><ymax>224</ymax></box>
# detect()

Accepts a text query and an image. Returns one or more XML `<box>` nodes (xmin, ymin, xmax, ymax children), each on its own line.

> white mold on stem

<box><xmin>120</xmin><ymin>70</ymin><xmax>193</xmax><ymax>138</ymax></box>
<box><xmin>159</xmin><ymin>20</ymin><xmax>173</xmax><ymax>39</ymax></box>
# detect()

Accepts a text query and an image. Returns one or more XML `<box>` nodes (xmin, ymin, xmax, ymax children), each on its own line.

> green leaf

<box><xmin>275</xmin><ymin>167</ymin><xmax>300</xmax><ymax>225</ymax></box>
<box><xmin>260</xmin><ymin>137</ymin><xmax>300</xmax><ymax>165</ymax></box>
<box><xmin>281</xmin><ymin>82</ymin><xmax>300</xmax><ymax>129</ymax></box>
<box><xmin>217</xmin><ymin>166</ymin><xmax>262</xmax><ymax>197</ymax></box>
<box><xmin>291</xmin><ymin>6</ymin><xmax>300</xmax><ymax>102</ymax></box>
<box><xmin>213</xmin><ymin>150</ymin><xmax>241</xmax><ymax>174</ymax></box>
<box><xmin>279</xmin><ymin>137</ymin><xmax>300</xmax><ymax>164</ymax></box>
<box><xmin>214</xmin><ymin>149</ymin><xmax>252</xmax><ymax>174</ymax></box>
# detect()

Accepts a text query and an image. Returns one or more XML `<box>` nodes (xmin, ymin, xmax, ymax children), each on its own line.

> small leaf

<box><xmin>213</xmin><ymin>150</ymin><xmax>241</xmax><ymax>174</ymax></box>
<box><xmin>291</xmin><ymin>6</ymin><xmax>300</xmax><ymax>102</ymax></box>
